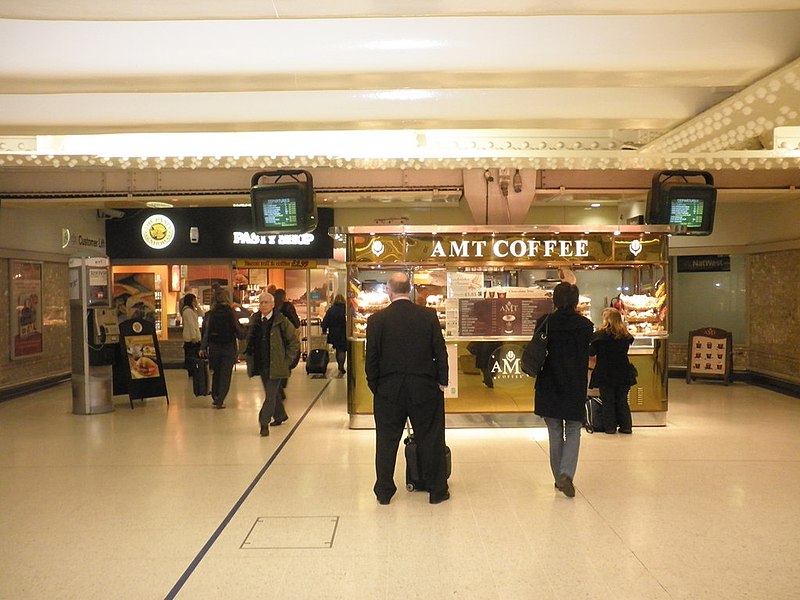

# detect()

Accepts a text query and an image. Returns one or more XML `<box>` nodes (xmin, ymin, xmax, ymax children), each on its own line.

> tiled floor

<box><xmin>1</xmin><ymin>368</ymin><xmax>799</xmax><ymax>599</ymax></box>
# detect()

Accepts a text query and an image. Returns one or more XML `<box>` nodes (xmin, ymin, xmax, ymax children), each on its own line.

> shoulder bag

<box><xmin>627</xmin><ymin>362</ymin><xmax>638</xmax><ymax>386</ymax></box>
<box><xmin>521</xmin><ymin>315</ymin><xmax>550</xmax><ymax>377</ymax></box>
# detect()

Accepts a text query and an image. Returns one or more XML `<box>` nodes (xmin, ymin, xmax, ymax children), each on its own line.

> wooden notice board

<box><xmin>686</xmin><ymin>327</ymin><xmax>733</xmax><ymax>385</ymax></box>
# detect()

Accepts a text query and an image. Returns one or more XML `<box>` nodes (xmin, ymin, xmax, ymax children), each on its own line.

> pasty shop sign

<box><xmin>430</xmin><ymin>238</ymin><xmax>589</xmax><ymax>260</ymax></box>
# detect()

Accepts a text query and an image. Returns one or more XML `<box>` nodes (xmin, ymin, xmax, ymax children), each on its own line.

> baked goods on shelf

<box><xmin>351</xmin><ymin>290</ymin><xmax>391</xmax><ymax>337</ymax></box>
<box><xmin>577</xmin><ymin>294</ymin><xmax>592</xmax><ymax>318</ymax></box>
<box><xmin>355</xmin><ymin>290</ymin><xmax>390</xmax><ymax>311</ymax></box>
<box><xmin>618</xmin><ymin>293</ymin><xmax>666</xmax><ymax>335</ymax></box>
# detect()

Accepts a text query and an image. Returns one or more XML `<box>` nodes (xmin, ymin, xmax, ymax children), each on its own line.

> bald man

<box><xmin>365</xmin><ymin>272</ymin><xmax>450</xmax><ymax>505</ymax></box>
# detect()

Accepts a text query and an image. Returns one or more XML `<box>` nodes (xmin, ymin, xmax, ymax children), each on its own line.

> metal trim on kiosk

<box><xmin>333</xmin><ymin>225</ymin><xmax>675</xmax><ymax>429</ymax></box>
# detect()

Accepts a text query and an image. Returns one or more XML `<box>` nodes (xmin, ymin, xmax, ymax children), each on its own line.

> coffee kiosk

<box><xmin>332</xmin><ymin>225</ymin><xmax>674</xmax><ymax>429</ymax></box>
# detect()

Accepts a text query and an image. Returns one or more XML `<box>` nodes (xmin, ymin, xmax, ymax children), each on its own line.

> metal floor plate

<box><xmin>241</xmin><ymin>516</ymin><xmax>339</xmax><ymax>550</ymax></box>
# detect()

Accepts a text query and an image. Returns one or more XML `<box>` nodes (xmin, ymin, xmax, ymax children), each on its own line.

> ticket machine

<box><xmin>69</xmin><ymin>256</ymin><xmax>117</xmax><ymax>414</ymax></box>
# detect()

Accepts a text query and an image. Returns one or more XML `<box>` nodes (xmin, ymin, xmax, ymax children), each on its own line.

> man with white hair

<box><xmin>243</xmin><ymin>292</ymin><xmax>300</xmax><ymax>436</ymax></box>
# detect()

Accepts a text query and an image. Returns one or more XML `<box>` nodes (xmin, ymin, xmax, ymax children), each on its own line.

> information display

<box><xmin>669</xmin><ymin>197</ymin><xmax>705</xmax><ymax>228</ymax></box>
<box><xmin>260</xmin><ymin>196</ymin><xmax>299</xmax><ymax>228</ymax></box>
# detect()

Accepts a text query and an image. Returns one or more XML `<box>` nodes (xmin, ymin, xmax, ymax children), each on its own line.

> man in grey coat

<box><xmin>244</xmin><ymin>292</ymin><xmax>300</xmax><ymax>437</ymax></box>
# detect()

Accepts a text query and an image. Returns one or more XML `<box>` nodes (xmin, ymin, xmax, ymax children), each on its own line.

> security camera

<box><xmin>97</xmin><ymin>208</ymin><xmax>125</xmax><ymax>219</ymax></box>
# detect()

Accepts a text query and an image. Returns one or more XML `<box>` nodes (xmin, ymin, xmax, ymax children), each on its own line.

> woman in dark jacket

<box><xmin>200</xmin><ymin>287</ymin><xmax>245</xmax><ymax>409</ymax></box>
<box><xmin>321</xmin><ymin>294</ymin><xmax>348</xmax><ymax>376</ymax></box>
<box><xmin>534</xmin><ymin>282</ymin><xmax>594</xmax><ymax>498</ymax></box>
<box><xmin>589</xmin><ymin>307</ymin><xmax>634</xmax><ymax>434</ymax></box>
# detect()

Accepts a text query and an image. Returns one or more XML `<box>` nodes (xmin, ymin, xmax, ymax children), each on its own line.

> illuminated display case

<box><xmin>334</xmin><ymin>225</ymin><xmax>674</xmax><ymax>429</ymax></box>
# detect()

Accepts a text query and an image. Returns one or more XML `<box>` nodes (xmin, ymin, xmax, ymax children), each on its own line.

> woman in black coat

<box><xmin>589</xmin><ymin>307</ymin><xmax>634</xmax><ymax>434</ymax></box>
<box><xmin>534</xmin><ymin>282</ymin><xmax>594</xmax><ymax>498</ymax></box>
<box><xmin>321</xmin><ymin>294</ymin><xmax>348</xmax><ymax>376</ymax></box>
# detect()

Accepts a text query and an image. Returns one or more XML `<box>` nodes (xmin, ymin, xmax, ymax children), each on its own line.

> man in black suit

<box><xmin>365</xmin><ymin>272</ymin><xmax>450</xmax><ymax>505</ymax></box>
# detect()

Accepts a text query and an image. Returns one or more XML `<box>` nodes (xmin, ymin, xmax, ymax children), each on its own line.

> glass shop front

<box><xmin>105</xmin><ymin>207</ymin><xmax>343</xmax><ymax>363</ymax></box>
<box><xmin>334</xmin><ymin>225</ymin><xmax>672</xmax><ymax>429</ymax></box>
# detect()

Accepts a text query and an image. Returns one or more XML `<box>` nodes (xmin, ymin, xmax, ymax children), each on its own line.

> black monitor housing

<box><xmin>645</xmin><ymin>170</ymin><xmax>717</xmax><ymax>236</ymax></box>
<box><xmin>250</xmin><ymin>170</ymin><xmax>317</xmax><ymax>234</ymax></box>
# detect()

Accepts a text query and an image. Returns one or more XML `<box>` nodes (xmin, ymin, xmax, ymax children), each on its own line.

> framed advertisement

<box><xmin>686</xmin><ymin>327</ymin><xmax>733</xmax><ymax>385</ymax></box>
<box><xmin>115</xmin><ymin>318</ymin><xmax>169</xmax><ymax>408</ymax></box>
<box><xmin>10</xmin><ymin>260</ymin><xmax>43</xmax><ymax>360</ymax></box>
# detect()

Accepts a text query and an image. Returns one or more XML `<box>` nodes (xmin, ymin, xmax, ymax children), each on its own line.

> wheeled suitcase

<box><xmin>192</xmin><ymin>358</ymin><xmax>211</xmax><ymax>396</ymax></box>
<box><xmin>305</xmin><ymin>347</ymin><xmax>329</xmax><ymax>374</ymax></box>
<box><xmin>584</xmin><ymin>396</ymin><xmax>603</xmax><ymax>433</ymax></box>
<box><xmin>403</xmin><ymin>420</ymin><xmax>452</xmax><ymax>492</ymax></box>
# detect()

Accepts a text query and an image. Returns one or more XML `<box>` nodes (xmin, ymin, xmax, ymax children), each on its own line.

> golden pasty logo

<box><xmin>141</xmin><ymin>214</ymin><xmax>175</xmax><ymax>249</ymax></box>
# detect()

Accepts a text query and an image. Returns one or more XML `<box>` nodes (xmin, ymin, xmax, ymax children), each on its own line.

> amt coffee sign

<box><xmin>487</xmin><ymin>344</ymin><xmax>530</xmax><ymax>383</ymax></box>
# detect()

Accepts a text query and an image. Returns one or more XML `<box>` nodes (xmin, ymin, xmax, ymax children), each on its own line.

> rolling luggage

<box><xmin>403</xmin><ymin>420</ymin><xmax>452</xmax><ymax>492</ymax></box>
<box><xmin>305</xmin><ymin>347</ymin><xmax>329</xmax><ymax>375</ymax></box>
<box><xmin>584</xmin><ymin>396</ymin><xmax>603</xmax><ymax>433</ymax></box>
<box><xmin>192</xmin><ymin>358</ymin><xmax>211</xmax><ymax>396</ymax></box>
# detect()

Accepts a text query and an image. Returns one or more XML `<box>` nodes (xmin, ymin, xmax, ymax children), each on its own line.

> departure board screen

<box><xmin>260</xmin><ymin>197</ymin><xmax>299</xmax><ymax>228</ymax></box>
<box><xmin>669</xmin><ymin>197</ymin><xmax>705</xmax><ymax>228</ymax></box>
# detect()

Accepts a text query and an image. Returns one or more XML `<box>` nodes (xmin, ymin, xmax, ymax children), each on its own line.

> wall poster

<box><xmin>10</xmin><ymin>260</ymin><xmax>43</xmax><ymax>360</ymax></box>
<box><xmin>112</xmin><ymin>273</ymin><xmax>157</xmax><ymax>324</ymax></box>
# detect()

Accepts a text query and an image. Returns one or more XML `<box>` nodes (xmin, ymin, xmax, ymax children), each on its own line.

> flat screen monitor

<box><xmin>646</xmin><ymin>183</ymin><xmax>716</xmax><ymax>236</ymax></box>
<box><xmin>669</xmin><ymin>196</ymin><xmax>705</xmax><ymax>227</ymax></box>
<box><xmin>666</xmin><ymin>184</ymin><xmax>716</xmax><ymax>235</ymax></box>
<box><xmin>250</xmin><ymin>182</ymin><xmax>317</xmax><ymax>234</ymax></box>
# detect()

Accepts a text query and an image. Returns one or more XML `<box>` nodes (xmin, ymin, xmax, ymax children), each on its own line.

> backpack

<box><xmin>207</xmin><ymin>308</ymin><xmax>236</xmax><ymax>344</ymax></box>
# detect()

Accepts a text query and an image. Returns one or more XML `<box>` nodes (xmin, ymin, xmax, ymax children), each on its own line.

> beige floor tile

<box><xmin>2</xmin><ymin>372</ymin><xmax>800</xmax><ymax>599</ymax></box>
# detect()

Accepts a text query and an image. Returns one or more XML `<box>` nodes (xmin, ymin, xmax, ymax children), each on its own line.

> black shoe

<box><xmin>604</xmin><ymin>429</ymin><xmax>617</xmax><ymax>434</ymax></box>
<box><xmin>260</xmin><ymin>425</ymin><xmax>269</xmax><ymax>437</ymax></box>
<box><xmin>556</xmin><ymin>474</ymin><xmax>575</xmax><ymax>498</ymax></box>
<box><xmin>377</xmin><ymin>496</ymin><xmax>391</xmax><ymax>505</ymax></box>
<box><xmin>429</xmin><ymin>491</ymin><xmax>450</xmax><ymax>504</ymax></box>
<box><xmin>619</xmin><ymin>428</ymin><xmax>633</xmax><ymax>434</ymax></box>
<box><xmin>270</xmin><ymin>417</ymin><xmax>287</xmax><ymax>426</ymax></box>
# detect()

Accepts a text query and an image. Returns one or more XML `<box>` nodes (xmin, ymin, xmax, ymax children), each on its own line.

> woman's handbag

<box><xmin>627</xmin><ymin>362</ymin><xmax>638</xmax><ymax>386</ymax></box>
<box><xmin>521</xmin><ymin>315</ymin><xmax>550</xmax><ymax>377</ymax></box>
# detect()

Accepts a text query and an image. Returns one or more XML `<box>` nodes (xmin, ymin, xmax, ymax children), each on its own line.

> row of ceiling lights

<box><xmin>1</xmin><ymin>152</ymin><xmax>797</xmax><ymax>171</ymax></box>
